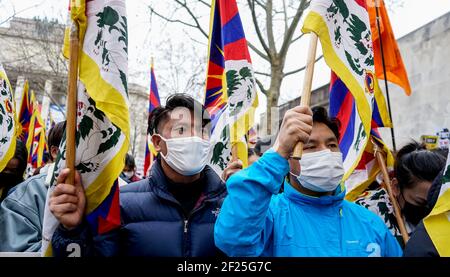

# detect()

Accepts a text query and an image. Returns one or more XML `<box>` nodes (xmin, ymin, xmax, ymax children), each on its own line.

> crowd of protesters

<box><xmin>0</xmin><ymin>94</ymin><xmax>448</xmax><ymax>257</ymax></box>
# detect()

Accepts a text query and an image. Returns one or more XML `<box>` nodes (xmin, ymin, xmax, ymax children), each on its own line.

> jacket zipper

<box><xmin>182</xmin><ymin>201</ymin><xmax>209</xmax><ymax>256</ymax></box>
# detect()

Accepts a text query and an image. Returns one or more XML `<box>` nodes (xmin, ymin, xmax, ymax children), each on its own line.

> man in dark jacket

<box><xmin>50</xmin><ymin>94</ymin><xmax>226</xmax><ymax>256</ymax></box>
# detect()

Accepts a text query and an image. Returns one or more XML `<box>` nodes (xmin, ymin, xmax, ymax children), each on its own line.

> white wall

<box><xmin>379</xmin><ymin>12</ymin><xmax>450</xmax><ymax>149</ymax></box>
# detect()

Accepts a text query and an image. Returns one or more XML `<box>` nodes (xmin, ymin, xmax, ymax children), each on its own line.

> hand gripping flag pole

<box><xmin>292</xmin><ymin>33</ymin><xmax>318</xmax><ymax>160</ymax></box>
<box><xmin>65</xmin><ymin>21</ymin><xmax>80</xmax><ymax>186</ymax></box>
<box><xmin>372</xmin><ymin>138</ymin><xmax>409</xmax><ymax>244</ymax></box>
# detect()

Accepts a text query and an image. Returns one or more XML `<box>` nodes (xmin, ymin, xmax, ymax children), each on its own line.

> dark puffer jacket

<box><xmin>52</xmin><ymin>159</ymin><xmax>227</xmax><ymax>257</ymax></box>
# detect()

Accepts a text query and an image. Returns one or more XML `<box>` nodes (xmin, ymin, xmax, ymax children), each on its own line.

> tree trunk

<box><xmin>265</xmin><ymin>59</ymin><xmax>283</xmax><ymax>135</ymax></box>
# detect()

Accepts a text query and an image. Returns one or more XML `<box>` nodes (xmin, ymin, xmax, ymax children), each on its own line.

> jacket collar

<box><xmin>427</xmin><ymin>169</ymin><xmax>444</xmax><ymax>209</ymax></box>
<box><xmin>284</xmin><ymin>181</ymin><xmax>346</xmax><ymax>207</ymax></box>
<box><xmin>148</xmin><ymin>158</ymin><xmax>225</xmax><ymax>203</ymax></box>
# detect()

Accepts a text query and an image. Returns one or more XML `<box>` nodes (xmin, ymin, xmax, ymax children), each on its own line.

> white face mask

<box><xmin>291</xmin><ymin>149</ymin><xmax>344</xmax><ymax>192</ymax></box>
<box><xmin>157</xmin><ymin>135</ymin><xmax>211</xmax><ymax>176</ymax></box>
<box><xmin>123</xmin><ymin>171</ymin><xmax>134</xmax><ymax>179</ymax></box>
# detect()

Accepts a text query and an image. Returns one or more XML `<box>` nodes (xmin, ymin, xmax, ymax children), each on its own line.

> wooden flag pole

<box><xmin>292</xmin><ymin>33</ymin><xmax>318</xmax><ymax>160</ymax></box>
<box><xmin>65</xmin><ymin>22</ymin><xmax>80</xmax><ymax>186</ymax></box>
<box><xmin>372</xmin><ymin>139</ymin><xmax>409</xmax><ymax>244</ymax></box>
<box><xmin>231</xmin><ymin>144</ymin><xmax>238</xmax><ymax>162</ymax></box>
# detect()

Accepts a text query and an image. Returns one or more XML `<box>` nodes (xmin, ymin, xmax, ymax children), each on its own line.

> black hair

<box><xmin>248</xmin><ymin>148</ymin><xmax>256</xmax><ymax>157</ymax></box>
<box><xmin>395</xmin><ymin>141</ymin><xmax>446</xmax><ymax>190</ymax></box>
<box><xmin>48</xmin><ymin>121</ymin><xmax>66</xmax><ymax>148</ymax></box>
<box><xmin>148</xmin><ymin>94</ymin><xmax>211</xmax><ymax>135</ymax></box>
<box><xmin>125</xmin><ymin>153</ymin><xmax>136</xmax><ymax>169</ymax></box>
<box><xmin>312</xmin><ymin>106</ymin><xmax>340</xmax><ymax>141</ymax></box>
<box><xmin>14</xmin><ymin>139</ymin><xmax>27</xmax><ymax>177</ymax></box>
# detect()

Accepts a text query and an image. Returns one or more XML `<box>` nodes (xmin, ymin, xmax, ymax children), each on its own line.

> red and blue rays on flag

<box><xmin>329</xmin><ymin>71</ymin><xmax>390</xmax><ymax>169</ymax></box>
<box><xmin>143</xmin><ymin>63</ymin><xmax>160</xmax><ymax>177</ymax></box>
<box><xmin>18</xmin><ymin>82</ymin><xmax>33</xmax><ymax>144</ymax></box>
<box><xmin>86</xmin><ymin>179</ymin><xmax>120</xmax><ymax>234</ymax></box>
<box><xmin>205</xmin><ymin>0</ymin><xmax>252</xmax><ymax>131</ymax></box>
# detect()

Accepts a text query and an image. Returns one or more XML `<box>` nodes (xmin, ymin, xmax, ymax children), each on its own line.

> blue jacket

<box><xmin>214</xmin><ymin>149</ymin><xmax>403</xmax><ymax>257</ymax></box>
<box><xmin>52</xmin><ymin>159</ymin><xmax>227</xmax><ymax>257</ymax></box>
<box><xmin>0</xmin><ymin>173</ymin><xmax>48</xmax><ymax>252</ymax></box>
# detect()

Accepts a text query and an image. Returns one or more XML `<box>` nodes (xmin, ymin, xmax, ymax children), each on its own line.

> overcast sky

<box><xmin>2</xmin><ymin>0</ymin><xmax>450</xmax><ymax>118</ymax></box>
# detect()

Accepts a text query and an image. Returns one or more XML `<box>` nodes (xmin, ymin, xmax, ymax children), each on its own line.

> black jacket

<box><xmin>52</xmin><ymin>160</ymin><xmax>227</xmax><ymax>256</ymax></box>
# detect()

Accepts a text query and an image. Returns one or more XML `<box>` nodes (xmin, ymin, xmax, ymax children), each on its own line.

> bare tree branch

<box><xmin>283</xmin><ymin>55</ymin><xmax>323</xmax><ymax>77</ymax></box>
<box><xmin>197</xmin><ymin>0</ymin><xmax>211</xmax><ymax>8</ymax></box>
<box><xmin>248</xmin><ymin>41</ymin><xmax>270</xmax><ymax>61</ymax></box>
<box><xmin>279</xmin><ymin>0</ymin><xmax>309</xmax><ymax>60</ymax></box>
<box><xmin>266</xmin><ymin>0</ymin><xmax>276</xmax><ymax>54</ymax></box>
<box><xmin>282</xmin><ymin>0</ymin><xmax>288</xmax><ymax>34</ymax></box>
<box><xmin>291</xmin><ymin>33</ymin><xmax>305</xmax><ymax>44</ymax></box>
<box><xmin>255</xmin><ymin>71</ymin><xmax>271</xmax><ymax>77</ymax></box>
<box><xmin>0</xmin><ymin>0</ymin><xmax>45</xmax><ymax>25</ymax></box>
<box><xmin>255</xmin><ymin>77</ymin><xmax>268</xmax><ymax>96</ymax></box>
<box><xmin>149</xmin><ymin>0</ymin><xmax>209</xmax><ymax>39</ymax></box>
<box><xmin>254</xmin><ymin>0</ymin><xmax>266</xmax><ymax>9</ymax></box>
<box><xmin>175</xmin><ymin>0</ymin><xmax>208</xmax><ymax>38</ymax></box>
<box><xmin>247</xmin><ymin>0</ymin><xmax>271</xmax><ymax>58</ymax></box>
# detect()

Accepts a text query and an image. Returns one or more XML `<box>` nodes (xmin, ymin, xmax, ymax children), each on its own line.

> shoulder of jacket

<box><xmin>6</xmin><ymin>174</ymin><xmax>47</xmax><ymax>202</ymax></box>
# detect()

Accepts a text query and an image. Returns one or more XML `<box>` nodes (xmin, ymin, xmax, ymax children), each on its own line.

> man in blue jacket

<box><xmin>49</xmin><ymin>94</ymin><xmax>226</xmax><ymax>256</ymax></box>
<box><xmin>215</xmin><ymin>106</ymin><xmax>402</xmax><ymax>257</ymax></box>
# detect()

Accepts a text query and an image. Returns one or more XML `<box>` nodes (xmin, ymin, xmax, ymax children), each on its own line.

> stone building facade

<box><xmin>1</xmin><ymin>17</ymin><xmax>149</xmax><ymax>173</ymax></box>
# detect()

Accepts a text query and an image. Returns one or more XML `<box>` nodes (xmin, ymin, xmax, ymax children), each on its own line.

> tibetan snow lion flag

<box><xmin>17</xmin><ymin>80</ymin><xmax>34</xmax><ymax>148</ymax></box>
<box><xmin>42</xmin><ymin>0</ymin><xmax>129</xmax><ymax>256</ymax></box>
<box><xmin>303</xmin><ymin>0</ymin><xmax>378</xmax><ymax>181</ymax></box>
<box><xmin>0</xmin><ymin>64</ymin><xmax>18</xmax><ymax>175</ymax></box>
<box><xmin>205</xmin><ymin>0</ymin><xmax>258</xmax><ymax>176</ymax></box>
<box><xmin>27</xmin><ymin>107</ymin><xmax>48</xmax><ymax>170</ymax></box>
<box><xmin>329</xmin><ymin>70</ymin><xmax>394</xmax><ymax>200</ymax></box>
<box><xmin>143</xmin><ymin>62</ymin><xmax>160</xmax><ymax>177</ymax></box>
<box><xmin>423</xmin><ymin>151</ymin><xmax>450</xmax><ymax>256</ymax></box>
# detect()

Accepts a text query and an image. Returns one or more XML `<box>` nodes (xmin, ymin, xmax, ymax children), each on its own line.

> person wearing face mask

<box><xmin>0</xmin><ymin>122</ymin><xmax>65</xmax><ymax>252</ymax></box>
<box><xmin>215</xmin><ymin>106</ymin><xmax>402</xmax><ymax>257</ymax></box>
<box><xmin>390</xmin><ymin>142</ymin><xmax>447</xmax><ymax>257</ymax></box>
<box><xmin>120</xmin><ymin>153</ymin><xmax>141</xmax><ymax>184</ymax></box>
<box><xmin>0</xmin><ymin>139</ymin><xmax>27</xmax><ymax>202</ymax></box>
<box><xmin>393</xmin><ymin>142</ymin><xmax>446</xmax><ymax>227</ymax></box>
<box><xmin>49</xmin><ymin>94</ymin><xmax>227</xmax><ymax>256</ymax></box>
<box><xmin>355</xmin><ymin>142</ymin><xmax>448</xmax><ymax>249</ymax></box>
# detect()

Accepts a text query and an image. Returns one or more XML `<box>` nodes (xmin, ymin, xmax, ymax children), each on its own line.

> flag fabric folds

<box><xmin>205</xmin><ymin>0</ymin><xmax>258</xmax><ymax>175</ymax></box>
<box><xmin>303</xmin><ymin>0</ymin><xmax>380</xmax><ymax>181</ymax></box>
<box><xmin>42</xmin><ymin>0</ymin><xmax>129</xmax><ymax>256</ymax></box>
<box><xmin>367</xmin><ymin>0</ymin><xmax>411</xmax><ymax>95</ymax></box>
<box><xmin>329</xmin><ymin>68</ymin><xmax>393</xmax><ymax>196</ymax></box>
<box><xmin>143</xmin><ymin>62</ymin><xmax>160</xmax><ymax>177</ymax></box>
<box><xmin>27</xmin><ymin>107</ymin><xmax>48</xmax><ymax>170</ymax></box>
<box><xmin>423</xmin><ymin>151</ymin><xmax>450</xmax><ymax>256</ymax></box>
<box><xmin>17</xmin><ymin>80</ymin><xmax>34</xmax><ymax>148</ymax></box>
<box><xmin>0</xmin><ymin>63</ymin><xmax>18</xmax><ymax>173</ymax></box>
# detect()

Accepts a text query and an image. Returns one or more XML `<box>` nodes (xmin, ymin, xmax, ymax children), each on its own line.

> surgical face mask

<box><xmin>122</xmin><ymin>171</ymin><xmax>134</xmax><ymax>179</ymax></box>
<box><xmin>400</xmin><ymin>192</ymin><xmax>432</xmax><ymax>226</ymax></box>
<box><xmin>291</xmin><ymin>149</ymin><xmax>344</xmax><ymax>192</ymax></box>
<box><xmin>158</xmin><ymin>135</ymin><xmax>211</xmax><ymax>176</ymax></box>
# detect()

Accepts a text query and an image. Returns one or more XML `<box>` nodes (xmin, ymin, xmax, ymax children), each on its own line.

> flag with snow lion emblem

<box><xmin>42</xmin><ymin>0</ymin><xmax>129</xmax><ymax>256</ymax></box>
<box><xmin>302</xmin><ymin>0</ymin><xmax>378</xmax><ymax>181</ymax></box>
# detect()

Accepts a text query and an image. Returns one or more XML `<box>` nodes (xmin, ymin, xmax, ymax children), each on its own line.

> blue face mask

<box><xmin>290</xmin><ymin>149</ymin><xmax>344</xmax><ymax>192</ymax></box>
